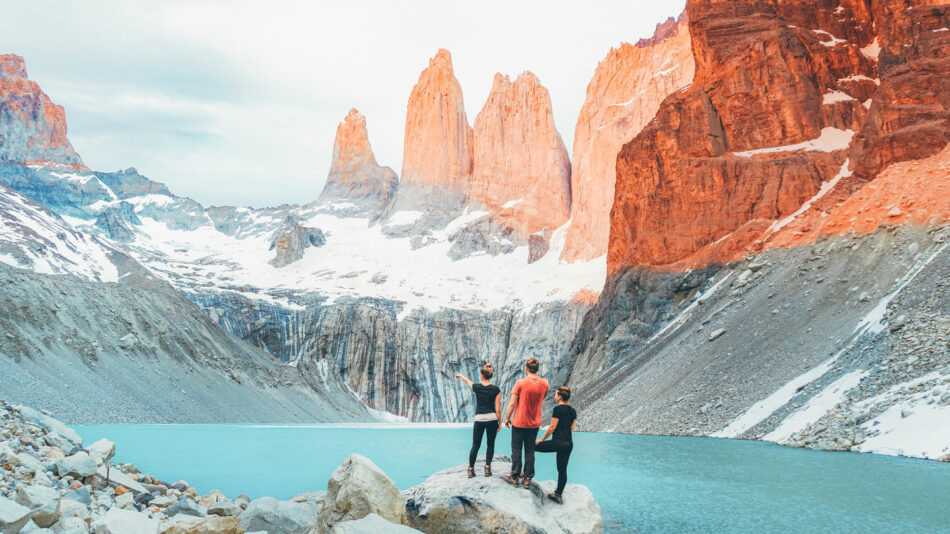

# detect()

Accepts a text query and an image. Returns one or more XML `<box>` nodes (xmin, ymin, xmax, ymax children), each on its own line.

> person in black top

<box><xmin>456</xmin><ymin>363</ymin><xmax>502</xmax><ymax>477</ymax></box>
<box><xmin>535</xmin><ymin>386</ymin><xmax>577</xmax><ymax>504</ymax></box>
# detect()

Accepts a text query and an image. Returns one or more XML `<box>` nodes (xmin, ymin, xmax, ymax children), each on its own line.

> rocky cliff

<box><xmin>0</xmin><ymin>55</ymin><xmax>82</xmax><ymax>167</ymax></box>
<box><xmin>567</xmin><ymin>0</ymin><xmax>950</xmax><ymax>461</ymax></box>
<box><xmin>187</xmin><ymin>291</ymin><xmax>590</xmax><ymax>422</ymax></box>
<box><xmin>470</xmin><ymin>72</ymin><xmax>571</xmax><ymax>236</ymax></box>
<box><xmin>318</xmin><ymin>108</ymin><xmax>398</xmax><ymax>209</ymax></box>
<box><xmin>562</xmin><ymin>14</ymin><xmax>695</xmax><ymax>262</ymax></box>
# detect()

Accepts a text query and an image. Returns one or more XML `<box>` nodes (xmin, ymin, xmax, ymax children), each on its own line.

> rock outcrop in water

<box><xmin>319</xmin><ymin>109</ymin><xmax>399</xmax><ymax>210</ymax></box>
<box><xmin>404</xmin><ymin>459</ymin><xmax>603</xmax><ymax>534</ymax></box>
<box><xmin>561</xmin><ymin>13</ymin><xmax>694</xmax><ymax>263</ymax></box>
<box><xmin>0</xmin><ymin>55</ymin><xmax>82</xmax><ymax>167</ymax></box>
<box><xmin>470</xmin><ymin>72</ymin><xmax>571</xmax><ymax>236</ymax></box>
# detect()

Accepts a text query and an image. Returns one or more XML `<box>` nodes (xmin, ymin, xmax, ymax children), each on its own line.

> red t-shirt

<box><xmin>511</xmin><ymin>376</ymin><xmax>549</xmax><ymax>428</ymax></box>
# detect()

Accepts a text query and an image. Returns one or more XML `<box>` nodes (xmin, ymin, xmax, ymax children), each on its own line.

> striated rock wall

<box><xmin>562</xmin><ymin>14</ymin><xmax>695</xmax><ymax>262</ymax></box>
<box><xmin>470</xmin><ymin>72</ymin><xmax>571</xmax><ymax>236</ymax></box>
<box><xmin>318</xmin><ymin>109</ymin><xmax>398</xmax><ymax>209</ymax></box>
<box><xmin>0</xmin><ymin>54</ymin><xmax>82</xmax><ymax>167</ymax></box>
<box><xmin>187</xmin><ymin>292</ymin><xmax>590</xmax><ymax>422</ymax></box>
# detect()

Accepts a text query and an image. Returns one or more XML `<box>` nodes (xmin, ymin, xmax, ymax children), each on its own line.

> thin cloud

<box><xmin>1</xmin><ymin>0</ymin><xmax>685</xmax><ymax>207</ymax></box>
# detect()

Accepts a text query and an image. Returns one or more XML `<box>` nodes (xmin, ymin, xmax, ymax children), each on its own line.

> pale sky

<box><xmin>1</xmin><ymin>0</ymin><xmax>685</xmax><ymax>207</ymax></box>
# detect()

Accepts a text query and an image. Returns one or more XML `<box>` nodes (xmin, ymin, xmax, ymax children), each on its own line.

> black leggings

<box><xmin>470</xmin><ymin>420</ymin><xmax>499</xmax><ymax>468</ymax></box>
<box><xmin>535</xmin><ymin>439</ymin><xmax>573</xmax><ymax>494</ymax></box>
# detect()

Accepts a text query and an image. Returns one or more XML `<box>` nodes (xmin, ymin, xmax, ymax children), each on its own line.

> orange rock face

<box><xmin>319</xmin><ymin>108</ymin><xmax>398</xmax><ymax>207</ymax></box>
<box><xmin>470</xmin><ymin>72</ymin><xmax>571</xmax><ymax>235</ymax></box>
<box><xmin>561</xmin><ymin>14</ymin><xmax>695</xmax><ymax>262</ymax></box>
<box><xmin>0</xmin><ymin>54</ymin><xmax>82</xmax><ymax>166</ymax></box>
<box><xmin>400</xmin><ymin>49</ymin><xmax>473</xmax><ymax>192</ymax></box>
<box><xmin>608</xmin><ymin>0</ymin><xmax>883</xmax><ymax>274</ymax></box>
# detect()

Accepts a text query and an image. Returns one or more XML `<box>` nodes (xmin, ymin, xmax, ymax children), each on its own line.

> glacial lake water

<box><xmin>75</xmin><ymin>424</ymin><xmax>950</xmax><ymax>533</ymax></box>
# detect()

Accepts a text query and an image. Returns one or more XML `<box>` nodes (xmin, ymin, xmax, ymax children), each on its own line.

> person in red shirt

<box><xmin>502</xmin><ymin>357</ymin><xmax>549</xmax><ymax>488</ymax></box>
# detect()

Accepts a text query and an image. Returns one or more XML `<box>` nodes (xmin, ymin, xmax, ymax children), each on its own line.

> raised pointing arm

<box><xmin>454</xmin><ymin>372</ymin><xmax>474</xmax><ymax>390</ymax></box>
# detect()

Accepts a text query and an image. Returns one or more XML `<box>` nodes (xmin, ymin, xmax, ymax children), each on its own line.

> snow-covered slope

<box><xmin>0</xmin><ymin>183</ymin><xmax>118</xmax><ymax>282</ymax></box>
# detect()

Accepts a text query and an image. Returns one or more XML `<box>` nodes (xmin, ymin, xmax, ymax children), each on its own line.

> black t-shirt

<box><xmin>552</xmin><ymin>404</ymin><xmax>576</xmax><ymax>441</ymax></box>
<box><xmin>473</xmin><ymin>383</ymin><xmax>501</xmax><ymax>415</ymax></box>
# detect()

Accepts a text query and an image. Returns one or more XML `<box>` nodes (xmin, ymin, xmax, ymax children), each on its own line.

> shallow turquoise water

<box><xmin>75</xmin><ymin>424</ymin><xmax>950</xmax><ymax>533</ymax></box>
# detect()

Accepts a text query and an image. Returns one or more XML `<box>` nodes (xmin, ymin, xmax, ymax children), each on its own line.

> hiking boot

<box><xmin>522</xmin><ymin>477</ymin><xmax>533</xmax><ymax>489</ymax></box>
<box><xmin>502</xmin><ymin>474</ymin><xmax>520</xmax><ymax>487</ymax></box>
<box><xmin>467</xmin><ymin>467</ymin><xmax>475</xmax><ymax>478</ymax></box>
<box><xmin>484</xmin><ymin>465</ymin><xmax>492</xmax><ymax>477</ymax></box>
<box><xmin>547</xmin><ymin>492</ymin><xmax>563</xmax><ymax>504</ymax></box>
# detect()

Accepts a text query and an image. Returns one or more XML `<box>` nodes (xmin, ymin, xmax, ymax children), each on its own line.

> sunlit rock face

<box><xmin>608</xmin><ymin>0</ymin><xmax>881</xmax><ymax>273</ymax></box>
<box><xmin>395</xmin><ymin>49</ymin><xmax>473</xmax><ymax>213</ymax></box>
<box><xmin>470</xmin><ymin>71</ymin><xmax>571</xmax><ymax>236</ymax></box>
<box><xmin>0</xmin><ymin>54</ymin><xmax>82</xmax><ymax>167</ymax></box>
<box><xmin>318</xmin><ymin>108</ymin><xmax>398</xmax><ymax>209</ymax></box>
<box><xmin>560</xmin><ymin>14</ymin><xmax>694</xmax><ymax>263</ymax></box>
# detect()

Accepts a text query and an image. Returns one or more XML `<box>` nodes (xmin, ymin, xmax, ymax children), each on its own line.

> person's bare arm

<box><xmin>495</xmin><ymin>393</ymin><xmax>502</xmax><ymax>432</ymax></box>
<box><xmin>537</xmin><ymin>417</ymin><xmax>559</xmax><ymax>445</ymax></box>
<box><xmin>572</xmin><ymin>419</ymin><xmax>577</xmax><ymax>432</ymax></box>
<box><xmin>504</xmin><ymin>392</ymin><xmax>518</xmax><ymax>428</ymax></box>
<box><xmin>454</xmin><ymin>372</ymin><xmax>473</xmax><ymax>390</ymax></box>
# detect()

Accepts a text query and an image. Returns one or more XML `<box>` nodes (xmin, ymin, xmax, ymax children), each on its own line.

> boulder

<box><xmin>238</xmin><ymin>497</ymin><xmax>319</xmax><ymax>534</ymax></box>
<box><xmin>86</xmin><ymin>440</ymin><xmax>115</xmax><ymax>462</ymax></box>
<box><xmin>159</xmin><ymin>516</ymin><xmax>240</xmax><ymax>534</ymax></box>
<box><xmin>94</xmin><ymin>508</ymin><xmax>160</xmax><ymax>534</ymax></box>
<box><xmin>56</xmin><ymin>454</ymin><xmax>96</xmax><ymax>479</ymax></box>
<box><xmin>14</xmin><ymin>486</ymin><xmax>59</xmax><ymax>528</ymax></box>
<box><xmin>18</xmin><ymin>520</ymin><xmax>53</xmax><ymax>533</ymax></box>
<box><xmin>96</xmin><ymin>466</ymin><xmax>146</xmax><ymax>494</ymax></box>
<box><xmin>0</xmin><ymin>497</ymin><xmax>31</xmax><ymax>534</ymax></box>
<box><xmin>317</xmin><ymin>455</ymin><xmax>407</xmax><ymax>532</ymax></box>
<box><xmin>14</xmin><ymin>406</ymin><xmax>82</xmax><ymax>447</ymax></box>
<box><xmin>51</xmin><ymin>516</ymin><xmax>88</xmax><ymax>533</ymax></box>
<box><xmin>404</xmin><ymin>460</ymin><xmax>603</xmax><ymax>534</ymax></box>
<box><xmin>62</xmin><ymin>488</ymin><xmax>90</xmax><ymax>506</ymax></box>
<box><xmin>331</xmin><ymin>514</ymin><xmax>421</xmax><ymax>534</ymax></box>
<box><xmin>206</xmin><ymin>501</ymin><xmax>241</xmax><ymax>518</ymax></box>
<box><xmin>166</xmin><ymin>499</ymin><xmax>206</xmax><ymax>518</ymax></box>
<box><xmin>57</xmin><ymin>500</ymin><xmax>90</xmax><ymax>521</ymax></box>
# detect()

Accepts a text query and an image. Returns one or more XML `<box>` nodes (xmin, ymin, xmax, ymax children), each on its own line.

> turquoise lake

<box><xmin>75</xmin><ymin>424</ymin><xmax>950</xmax><ymax>533</ymax></box>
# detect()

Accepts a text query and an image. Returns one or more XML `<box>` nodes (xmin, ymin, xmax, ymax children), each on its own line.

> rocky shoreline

<box><xmin>0</xmin><ymin>399</ymin><xmax>603</xmax><ymax>534</ymax></box>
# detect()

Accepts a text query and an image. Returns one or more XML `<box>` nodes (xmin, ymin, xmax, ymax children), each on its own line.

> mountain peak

<box><xmin>0</xmin><ymin>53</ymin><xmax>83</xmax><ymax>167</ymax></box>
<box><xmin>0</xmin><ymin>54</ymin><xmax>28</xmax><ymax>80</ymax></box>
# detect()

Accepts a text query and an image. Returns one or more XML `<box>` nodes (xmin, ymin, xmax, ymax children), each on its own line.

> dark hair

<box><xmin>556</xmin><ymin>386</ymin><xmax>571</xmax><ymax>402</ymax></box>
<box><xmin>526</xmin><ymin>358</ymin><xmax>539</xmax><ymax>374</ymax></box>
<box><xmin>480</xmin><ymin>363</ymin><xmax>494</xmax><ymax>380</ymax></box>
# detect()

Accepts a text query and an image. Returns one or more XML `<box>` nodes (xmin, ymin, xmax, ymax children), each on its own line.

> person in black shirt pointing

<box><xmin>456</xmin><ymin>363</ymin><xmax>502</xmax><ymax>478</ymax></box>
<box><xmin>535</xmin><ymin>386</ymin><xmax>577</xmax><ymax>504</ymax></box>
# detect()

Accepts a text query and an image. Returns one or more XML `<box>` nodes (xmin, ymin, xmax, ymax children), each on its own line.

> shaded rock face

<box><xmin>404</xmin><ymin>460</ymin><xmax>603</xmax><ymax>534</ymax></box>
<box><xmin>239</xmin><ymin>497</ymin><xmax>320</xmax><ymax>534</ymax></box>
<box><xmin>188</xmin><ymin>292</ymin><xmax>590</xmax><ymax>422</ymax></box>
<box><xmin>470</xmin><ymin>72</ymin><xmax>571</xmax><ymax>236</ymax></box>
<box><xmin>95</xmin><ymin>201</ymin><xmax>141</xmax><ymax>242</ymax></box>
<box><xmin>319</xmin><ymin>109</ymin><xmax>398</xmax><ymax>209</ymax></box>
<box><xmin>562</xmin><ymin>13</ymin><xmax>695</xmax><ymax>262</ymax></box>
<box><xmin>0</xmin><ymin>55</ymin><xmax>82</xmax><ymax>167</ymax></box>
<box><xmin>269</xmin><ymin>223</ymin><xmax>326</xmax><ymax>267</ymax></box>
<box><xmin>608</xmin><ymin>0</ymin><xmax>883</xmax><ymax>273</ymax></box>
<box><xmin>397</xmin><ymin>49</ymin><xmax>473</xmax><ymax>212</ymax></box>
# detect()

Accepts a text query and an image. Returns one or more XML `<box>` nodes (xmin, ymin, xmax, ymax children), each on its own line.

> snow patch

<box><xmin>713</xmin><ymin>354</ymin><xmax>840</xmax><ymax>438</ymax></box>
<box><xmin>823</xmin><ymin>91</ymin><xmax>856</xmax><ymax>104</ymax></box>
<box><xmin>860</xmin><ymin>38</ymin><xmax>881</xmax><ymax>60</ymax></box>
<box><xmin>385</xmin><ymin>210</ymin><xmax>424</xmax><ymax>227</ymax></box>
<box><xmin>733</xmin><ymin>128</ymin><xmax>854</xmax><ymax>157</ymax></box>
<box><xmin>764</xmin><ymin>370</ymin><xmax>868</xmax><ymax>443</ymax></box>
<box><xmin>765</xmin><ymin>160</ymin><xmax>852</xmax><ymax>237</ymax></box>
